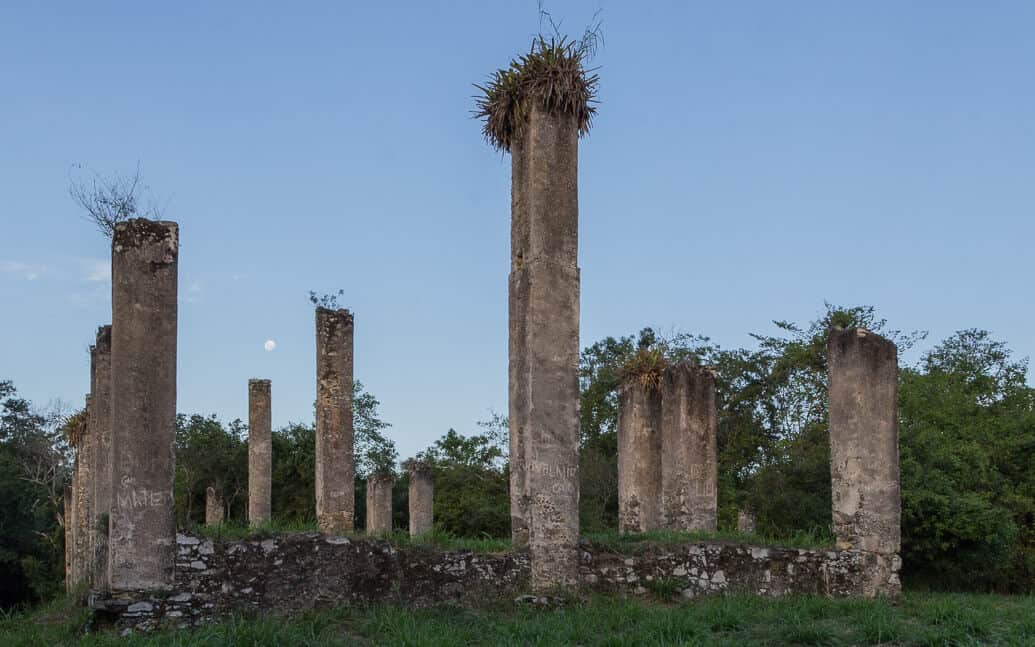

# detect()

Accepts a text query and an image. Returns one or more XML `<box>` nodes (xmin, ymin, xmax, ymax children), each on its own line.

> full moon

<box><xmin>264</xmin><ymin>340</ymin><xmax>276</xmax><ymax>352</ymax></box>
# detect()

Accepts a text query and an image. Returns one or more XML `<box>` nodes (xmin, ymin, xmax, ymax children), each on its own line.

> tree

<box><xmin>68</xmin><ymin>163</ymin><xmax>161</xmax><ymax>238</ymax></box>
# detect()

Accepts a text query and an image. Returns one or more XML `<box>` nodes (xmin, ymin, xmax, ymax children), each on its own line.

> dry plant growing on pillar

<box><xmin>621</xmin><ymin>347</ymin><xmax>668</xmax><ymax>392</ymax></box>
<box><xmin>68</xmin><ymin>163</ymin><xmax>162</xmax><ymax>238</ymax></box>
<box><xmin>60</xmin><ymin>408</ymin><xmax>88</xmax><ymax>449</ymax></box>
<box><xmin>473</xmin><ymin>18</ymin><xmax>601</xmax><ymax>151</ymax></box>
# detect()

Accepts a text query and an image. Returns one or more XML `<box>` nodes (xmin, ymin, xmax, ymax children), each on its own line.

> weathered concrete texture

<box><xmin>109</xmin><ymin>219</ymin><xmax>178</xmax><ymax>591</ymax></box>
<box><xmin>366</xmin><ymin>474</ymin><xmax>394</xmax><ymax>535</ymax></box>
<box><xmin>95</xmin><ymin>534</ymin><xmax>899</xmax><ymax>632</ymax></box>
<box><xmin>617</xmin><ymin>383</ymin><xmax>662</xmax><ymax>533</ymax></box>
<box><xmin>90</xmin><ymin>326</ymin><xmax>113</xmax><ymax>590</ymax></box>
<box><xmin>247</xmin><ymin>379</ymin><xmax>272</xmax><ymax>526</ymax></box>
<box><xmin>737</xmin><ymin>509</ymin><xmax>757</xmax><ymax>534</ymax></box>
<box><xmin>315</xmin><ymin>308</ymin><xmax>354</xmax><ymax>534</ymax></box>
<box><xmin>828</xmin><ymin>328</ymin><xmax>901</xmax><ymax>560</ymax></box>
<box><xmin>517</xmin><ymin>106</ymin><xmax>582</xmax><ymax>591</ymax></box>
<box><xmin>205</xmin><ymin>487</ymin><xmax>225</xmax><ymax>526</ymax></box>
<box><xmin>64</xmin><ymin>485</ymin><xmax>73</xmax><ymax>592</ymax></box>
<box><xmin>407</xmin><ymin>461</ymin><xmax>434</xmax><ymax>536</ymax></box>
<box><xmin>508</xmin><ymin>134</ymin><xmax>531</xmax><ymax>548</ymax></box>
<box><xmin>660</xmin><ymin>363</ymin><xmax>718</xmax><ymax>532</ymax></box>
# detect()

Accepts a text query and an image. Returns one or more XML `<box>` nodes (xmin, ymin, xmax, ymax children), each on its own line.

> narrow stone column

<box><xmin>75</xmin><ymin>395</ymin><xmax>94</xmax><ymax>588</ymax></box>
<box><xmin>660</xmin><ymin>363</ymin><xmax>718</xmax><ymax>532</ymax></box>
<box><xmin>365</xmin><ymin>473</ymin><xmax>394</xmax><ymax>535</ymax></box>
<box><xmin>64</xmin><ymin>484</ymin><xmax>73</xmax><ymax>592</ymax></box>
<box><xmin>617</xmin><ymin>382</ymin><xmax>662</xmax><ymax>533</ymax></box>
<box><xmin>828</xmin><ymin>327</ymin><xmax>901</xmax><ymax>596</ymax></box>
<box><xmin>737</xmin><ymin>509</ymin><xmax>757</xmax><ymax>534</ymax></box>
<box><xmin>109</xmin><ymin>219</ymin><xmax>178</xmax><ymax>591</ymax></box>
<box><xmin>248</xmin><ymin>379</ymin><xmax>272</xmax><ymax>526</ymax></box>
<box><xmin>315</xmin><ymin>307</ymin><xmax>354</xmax><ymax>534</ymax></box>
<box><xmin>205</xmin><ymin>487</ymin><xmax>225</xmax><ymax>526</ymax></box>
<box><xmin>407</xmin><ymin>461</ymin><xmax>434</xmax><ymax>536</ymax></box>
<box><xmin>517</xmin><ymin>106</ymin><xmax>581</xmax><ymax>590</ymax></box>
<box><xmin>90</xmin><ymin>325</ymin><xmax>113</xmax><ymax>590</ymax></box>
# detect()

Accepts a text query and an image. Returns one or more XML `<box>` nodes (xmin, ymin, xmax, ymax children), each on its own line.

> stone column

<box><xmin>660</xmin><ymin>363</ymin><xmax>718</xmax><ymax>532</ymax></box>
<box><xmin>508</xmin><ymin>134</ymin><xmax>531</xmax><ymax>548</ymax></box>
<box><xmin>365</xmin><ymin>473</ymin><xmax>394</xmax><ymax>535</ymax></box>
<box><xmin>75</xmin><ymin>395</ymin><xmax>94</xmax><ymax>588</ymax></box>
<box><xmin>828</xmin><ymin>327</ymin><xmax>901</xmax><ymax>596</ymax></box>
<box><xmin>617</xmin><ymin>382</ymin><xmax>662</xmax><ymax>533</ymax></box>
<box><xmin>64</xmin><ymin>484</ymin><xmax>73</xmax><ymax>592</ymax></box>
<box><xmin>205</xmin><ymin>487</ymin><xmax>225</xmax><ymax>526</ymax></box>
<box><xmin>737</xmin><ymin>509</ymin><xmax>757</xmax><ymax>534</ymax></box>
<box><xmin>109</xmin><ymin>219</ymin><xmax>178</xmax><ymax>591</ymax></box>
<box><xmin>248</xmin><ymin>379</ymin><xmax>272</xmax><ymax>526</ymax></box>
<box><xmin>315</xmin><ymin>307</ymin><xmax>354</xmax><ymax>534</ymax></box>
<box><xmin>514</xmin><ymin>106</ymin><xmax>581</xmax><ymax>590</ymax></box>
<box><xmin>407</xmin><ymin>461</ymin><xmax>434</xmax><ymax>536</ymax></box>
<box><xmin>90</xmin><ymin>325</ymin><xmax>113</xmax><ymax>590</ymax></box>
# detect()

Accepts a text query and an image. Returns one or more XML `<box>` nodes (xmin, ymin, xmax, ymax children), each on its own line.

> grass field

<box><xmin>2</xmin><ymin>591</ymin><xmax>1032</xmax><ymax>646</ymax></box>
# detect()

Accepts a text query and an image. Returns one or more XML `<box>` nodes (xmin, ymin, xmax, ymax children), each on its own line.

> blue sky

<box><xmin>2</xmin><ymin>2</ymin><xmax>1033</xmax><ymax>461</ymax></box>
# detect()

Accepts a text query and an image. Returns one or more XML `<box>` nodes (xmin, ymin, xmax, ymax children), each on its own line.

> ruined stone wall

<box><xmin>93</xmin><ymin>534</ymin><xmax>899</xmax><ymax>632</ymax></box>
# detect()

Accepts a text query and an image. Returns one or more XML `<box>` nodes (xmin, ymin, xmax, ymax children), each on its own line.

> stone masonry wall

<box><xmin>92</xmin><ymin>533</ymin><xmax>899</xmax><ymax>632</ymax></box>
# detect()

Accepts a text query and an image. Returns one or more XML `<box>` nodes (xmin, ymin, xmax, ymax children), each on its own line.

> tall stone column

<box><xmin>315</xmin><ymin>307</ymin><xmax>354</xmax><ymax>534</ymax></box>
<box><xmin>248</xmin><ymin>379</ymin><xmax>272</xmax><ymax>526</ymax></box>
<box><xmin>515</xmin><ymin>106</ymin><xmax>581</xmax><ymax>590</ymax></box>
<box><xmin>617</xmin><ymin>382</ymin><xmax>662</xmax><ymax>533</ymax></box>
<box><xmin>205</xmin><ymin>487</ymin><xmax>225</xmax><ymax>526</ymax></box>
<box><xmin>109</xmin><ymin>219</ymin><xmax>178</xmax><ymax>591</ymax></box>
<box><xmin>75</xmin><ymin>396</ymin><xmax>94</xmax><ymax>588</ymax></box>
<box><xmin>660</xmin><ymin>363</ymin><xmax>718</xmax><ymax>532</ymax></box>
<box><xmin>407</xmin><ymin>460</ymin><xmax>434</xmax><ymax>536</ymax></box>
<box><xmin>365</xmin><ymin>473</ymin><xmax>394</xmax><ymax>535</ymax></box>
<box><xmin>90</xmin><ymin>325</ymin><xmax>113</xmax><ymax>590</ymax></box>
<box><xmin>64</xmin><ymin>484</ymin><xmax>73</xmax><ymax>592</ymax></box>
<box><xmin>828</xmin><ymin>327</ymin><xmax>901</xmax><ymax>596</ymax></box>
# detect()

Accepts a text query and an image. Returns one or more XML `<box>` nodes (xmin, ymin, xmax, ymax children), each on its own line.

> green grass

<box><xmin>3</xmin><ymin>592</ymin><xmax>1032</xmax><ymax>646</ymax></box>
<box><xmin>583</xmin><ymin>527</ymin><xmax>835</xmax><ymax>552</ymax></box>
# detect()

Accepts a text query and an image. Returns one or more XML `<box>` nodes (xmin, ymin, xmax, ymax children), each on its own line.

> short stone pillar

<box><xmin>248</xmin><ymin>379</ymin><xmax>272</xmax><ymax>526</ymax></box>
<box><xmin>315</xmin><ymin>307</ymin><xmax>355</xmax><ymax>534</ymax></box>
<box><xmin>64</xmin><ymin>484</ymin><xmax>73</xmax><ymax>592</ymax></box>
<box><xmin>514</xmin><ymin>106</ymin><xmax>582</xmax><ymax>590</ymax></box>
<box><xmin>737</xmin><ymin>509</ymin><xmax>757</xmax><ymax>534</ymax></box>
<box><xmin>407</xmin><ymin>461</ymin><xmax>434</xmax><ymax>536</ymax></box>
<box><xmin>205</xmin><ymin>487</ymin><xmax>225</xmax><ymax>526</ymax></box>
<box><xmin>660</xmin><ymin>363</ymin><xmax>718</xmax><ymax>532</ymax></box>
<box><xmin>90</xmin><ymin>325</ymin><xmax>113</xmax><ymax>590</ymax></box>
<box><xmin>828</xmin><ymin>327</ymin><xmax>901</xmax><ymax>596</ymax></box>
<box><xmin>365</xmin><ymin>473</ymin><xmax>394</xmax><ymax>535</ymax></box>
<box><xmin>617</xmin><ymin>382</ymin><xmax>662</xmax><ymax>533</ymax></box>
<box><xmin>109</xmin><ymin>219</ymin><xmax>178</xmax><ymax>591</ymax></box>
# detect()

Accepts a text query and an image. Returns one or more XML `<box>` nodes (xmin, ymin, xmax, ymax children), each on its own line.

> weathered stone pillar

<box><xmin>205</xmin><ymin>487</ymin><xmax>225</xmax><ymax>526</ymax></box>
<box><xmin>513</xmin><ymin>106</ymin><xmax>581</xmax><ymax>590</ymax></box>
<box><xmin>508</xmin><ymin>134</ymin><xmax>531</xmax><ymax>548</ymax></box>
<box><xmin>737</xmin><ymin>509</ymin><xmax>757</xmax><ymax>534</ymax></box>
<box><xmin>64</xmin><ymin>484</ymin><xmax>73</xmax><ymax>592</ymax></box>
<box><xmin>315</xmin><ymin>307</ymin><xmax>354</xmax><ymax>534</ymax></box>
<box><xmin>660</xmin><ymin>363</ymin><xmax>718</xmax><ymax>532</ymax></box>
<box><xmin>617</xmin><ymin>382</ymin><xmax>662</xmax><ymax>533</ymax></box>
<box><xmin>75</xmin><ymin>396</ymin><xmax>94</xmax><ymax>588</ymax></box>
<box><xmin>109</xmin><ymin>219</ymin><xmax>178</xmax><ymax>591</ymax></box>
<box><xmin>828</xmin><ymin>327</ymin><xmax>901</xmax><ymax>596</ymax></box>
<box><xmin>407</xmin><ymin>461</ymin><xmax>434</xmax><ymax>536</ymax></box>
<box><xmin>90</xmin><ymin>325</ymin><xmax>112</xmax><ymax>590</ymax></box>
<box><xmin>365</xmin><ymin>473</ymin><xmax>394</xmax><ymax>535</ymax></box>
<box><xmin>248</xmin><ymin>379</ymin><xmax>272</xmax><ymax>526</ymax></box>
